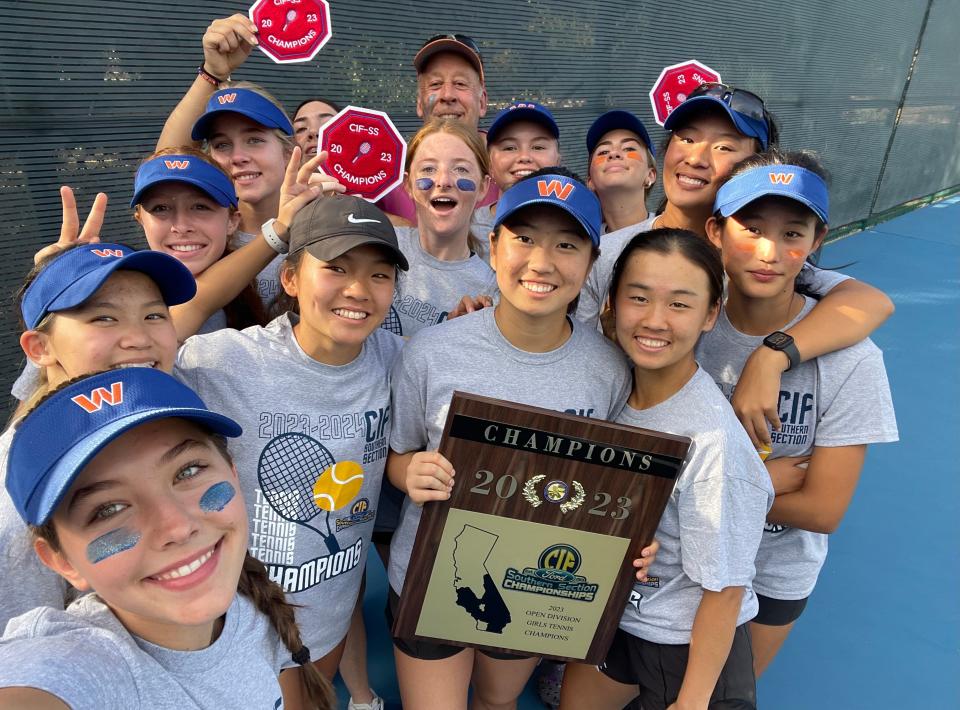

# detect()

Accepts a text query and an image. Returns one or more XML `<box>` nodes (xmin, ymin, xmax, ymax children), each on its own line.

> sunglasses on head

<box><xmin>688</xmin><ymin>82</ymin><xmax>768</xmax><ymax>122</ymax></box>
<box><xmin>421</xmin><ymin>33</ymin><xmax>482</xmax><ymax>57</ymax></box>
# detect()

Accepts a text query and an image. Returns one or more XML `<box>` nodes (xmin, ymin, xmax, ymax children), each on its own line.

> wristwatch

<box><xmin>261</xmin><ymin>218</ymin><xmax>289</xmax><ymax>255</ymax></box>
<box><xmin>763</xmin><ymin>331</ymin><xmax>801</xmax><ymax>371</ymax></box>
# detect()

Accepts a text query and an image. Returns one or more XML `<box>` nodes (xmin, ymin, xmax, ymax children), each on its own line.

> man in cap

<box><xmin>379</xmin><ymin>34</ymin><xmax>499</xmax><ymax>223</ymax></box>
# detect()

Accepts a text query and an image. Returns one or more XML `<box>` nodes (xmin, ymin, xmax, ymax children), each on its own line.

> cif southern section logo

<box><xmin>336</xmin><ymin>497</ymin><xmax>376</xmax><ymax>531</ymax></box>
<box><xmin>501</xmin><ymin>543</ymin><xmax>599</xmax><ymax>602</ymax></box>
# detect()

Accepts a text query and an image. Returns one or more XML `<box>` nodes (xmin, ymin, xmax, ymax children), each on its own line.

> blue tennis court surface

<box><xmin>338</xmin><ymin>196</ymin><xmax>959</xmax><ymax>709</ymax></box>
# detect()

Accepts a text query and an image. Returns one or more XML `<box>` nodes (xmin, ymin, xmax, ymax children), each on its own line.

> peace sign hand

<box><xmin>34</xmin><ymin>186</ymin><xmax>108</xmax><ymax>266</ymax></box>
<box><xmin>275</xmin><ymin>147</ymin><xmax>346</xmax><ymax>233</ymax></box>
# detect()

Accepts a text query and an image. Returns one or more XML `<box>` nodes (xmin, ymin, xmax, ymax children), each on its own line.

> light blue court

<box><xmin>339</xmin><ymin>196</ymin><xmax>959</xmax><ymax>709</ymax></box>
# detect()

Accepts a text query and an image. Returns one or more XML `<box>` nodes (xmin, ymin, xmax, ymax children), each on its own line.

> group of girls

<box><xmin>0</xmin><ymin>12</ymin><xmax>898</xmax><ymax>710</ymax></box>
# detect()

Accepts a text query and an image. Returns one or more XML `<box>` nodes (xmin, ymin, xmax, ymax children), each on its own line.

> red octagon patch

<box><xmin>319</xmin><ymin>106</ymin><xmax>406</xmax><ymax>202</ymax></box>
<box><xmin>249</xmin><ymin>0</ymin><xmax>332</xmax><ymax>64</ymax></box>
<box><xmin>648</xmin><ymin>60</ymin><xmax>722</xmax><ymax>126</ymax></box>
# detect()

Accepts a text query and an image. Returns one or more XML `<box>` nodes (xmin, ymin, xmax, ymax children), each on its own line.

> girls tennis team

<box><xmin>0</xmin><ymin>14</ymin><xmax>897</xmax><ymax>710</ymax></box>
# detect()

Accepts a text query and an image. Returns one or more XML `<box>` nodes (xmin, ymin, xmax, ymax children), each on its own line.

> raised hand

<box><xmin>276</xmin><ymin>148</ymin><xmax>346</xmax><ymax>232</ymax></box>
<box><xmin>34</xmin><ymin>186</ymin><xmax>108</xmax><ymax>265</ymax></box>
<box><xmin>202</xmin><ymin>14</ymin><xmax>259</xmax><ymax>80</ymax></box>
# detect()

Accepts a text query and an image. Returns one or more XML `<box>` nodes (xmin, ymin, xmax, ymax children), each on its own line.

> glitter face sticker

<box><xmin>199</xmin><ymin>481</ymin><xmax>236</xmax><ymax>513</ymax></box>
<box><xmin>415</xmin><ymin>178</ymin><xmax>435</xmax><ymax>191</ymax></box>
<box><xmin>87</xmin><ymin>527</ymin><xmax>141</xmax><ymax>564</ymax></box>
<box><xmin>455</xmin><ymin>178</ymin><xmax>477</xmax><ymax>192</ymax></box>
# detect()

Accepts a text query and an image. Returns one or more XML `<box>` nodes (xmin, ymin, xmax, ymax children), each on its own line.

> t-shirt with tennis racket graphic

<box><xmin>696</xmin><ymin>297</ymin><xmax>898</xmax><ymax>600</ymax></box>
<box><xmin>175</xmin><ymin>314</ymin><xmax>403</xmax><ymax>657</ymax></box>
<box><xmin>387</xmin><ymin>307</ymin><xmax>633</xmax><ymax>595</ymax></box>
<box><xmin>380</xmin><ymin>226</ymin><xmax>498</xmax><ymax>337</ymax></box>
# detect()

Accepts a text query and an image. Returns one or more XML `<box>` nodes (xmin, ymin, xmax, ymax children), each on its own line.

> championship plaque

<box><xmin>393</xmin><ymin>392</ymin><xmax>690</xmax><ymax>663</ymax></box>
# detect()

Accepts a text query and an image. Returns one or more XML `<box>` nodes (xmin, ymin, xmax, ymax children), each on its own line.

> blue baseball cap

<box><xmin>494</xmin><ymin>174</ymin><xmax>602</xmax><ymax>246</ymax></box>
<box><xmin>8</xmin><ymin>368</ymin><xmax>242</xmax><ymax>526</ymax></box>
<box><xmin>664</xmin><ymin>90</ymin><xmax>770</xmax><ymax>150</ymax></box>
<box><xmin>130</xmin><ymin>155</ymin><xmax>238</xmax><ymax>208</ymax></box>
<box><xmin>191</xmin><ymin>88</ymin><xmax>294</xmax><ymax>141</ymax></box>
<box><xmin>586</xmin><ymin>110</ymin><xmax>655</xmax><ymax>157</ymax></box>
<box><xmin>486</xmin><ymin>102</ymin><xmax>560</xmax><ymax>146</ymax></box>
<box><xmin>22</xmin><ymin>243</ymin><xmax>197</xmax><ymax>330</ymax></box>
<box><xmin>714</xmin><ymin>165</ymin><xmax>829</xmax><ymax>223</ymax></box>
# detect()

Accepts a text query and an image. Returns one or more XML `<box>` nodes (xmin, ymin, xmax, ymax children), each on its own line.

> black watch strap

<box><xmin>763</xmin><ymin>331</ymin><xmax>801</xmax><ymax>371</ymax></box>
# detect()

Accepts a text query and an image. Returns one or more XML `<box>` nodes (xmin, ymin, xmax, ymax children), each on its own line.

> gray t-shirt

<box><xmin>231</xmin><ymin>230</ymin><xmax>284</xmax><ymax>311</ymax></box>
<box><xmin>387</xmin><ymin>307</ymin><xmax>632</xmax><ymax>593</ymax></box>
<box><xmin>383</xmin><ymin>226</ymin><xmax>498</xmax><ymax>337</ymax></box>
<box><xmin>196</xmin><ymin>308</ymin><xmax>228</xmax><ymax>335</ymax></box>
<box><xmin>9</xmin><ymin>361</ymin><xmax>39</xmax><ymax>402</ymax></box>
<box><xmin>575</xmin><ymin>216</ymin><xmax>657</xmax><ymax>328</ymax></box>
<box><xmin>470</xmin><ymin>205</ymin><xmax>496</xmax><ymax>263</ymax></box>
<box><xmin>175</xmin><ymin>314</ymin><xmax>403</xmax><ymax>656</ymax></box>
<box><xmin>0</xmin><ymin>593</ymin><xmax>287</xmax><ymax>709</ymax></box>
<box><xmin>0</xmin><ymin>426</ymin><xmax>73</xmax><ymax>629</ymax></box>
<box><xmin>697</xmin><ymin>298</ymin><xmax>898</xmax><ymax>598</ymax></box>
<box><xmin>615</xmin><ymin>367</ymin><xmax>774</xmax><ymax>644</ymax></box>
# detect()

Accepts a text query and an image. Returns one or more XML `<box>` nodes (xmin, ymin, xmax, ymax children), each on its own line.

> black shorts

<box><xmin>599</xmin><ymin>625</ymin><xmax>756</xmax><ymax>710</ymax></box>
<box><xmin>385</xmin><ymin>588</ymin><xmax>531</xmax><ymax>661</ymax></box>
<box><xmin>753</xmin><ymin>594</ymin><xmax>808</xmax><ymax>626</ymax></box>
<box><xmin>373</xmin><ymin>479</ymin><xmax>405</xmax><ymax>535</ymax></box>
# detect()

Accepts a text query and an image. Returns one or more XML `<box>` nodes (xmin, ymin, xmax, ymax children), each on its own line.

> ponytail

<box><xmin>236</xmin><ymin>553</ymin><xmax>335</xmax><ymax>710</ymax></box>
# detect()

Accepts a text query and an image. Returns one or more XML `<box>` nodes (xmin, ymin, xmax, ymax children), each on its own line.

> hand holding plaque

<box><xmin>393</xmin><ymin>392</ymin><xmax>691</xmax><ymax>663</ymax></box>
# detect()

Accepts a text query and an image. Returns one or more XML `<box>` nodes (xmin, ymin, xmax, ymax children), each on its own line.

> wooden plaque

<box><xmin>393</xmin><ymin>392</ymin><xmax>690</xmax><ymax>664</ymax></box>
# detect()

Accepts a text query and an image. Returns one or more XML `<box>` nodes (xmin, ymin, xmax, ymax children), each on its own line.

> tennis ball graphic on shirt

<box><xmin>756</xmin><ymin>441</ymin><xmax>773</xmax><ymax>462</ymax></box>
<box><xmin>312</xmin><ymin>461</ymin><xmax>364</xmax><ymax>512</ymax></box>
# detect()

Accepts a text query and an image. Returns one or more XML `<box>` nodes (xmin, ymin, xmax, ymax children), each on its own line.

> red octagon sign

<box><xmin>648</xmin><ymin>60</ymin><xmax>722</xmax><ymax>126</ymax></box>
<box><xmin>319</xmin><ymin>106</ymin><xmax>406</xmax><ymax>202</ymax></box>
<box><xmin>249</xmin><ymin>0</ymin><xmax>331</xmax><ymax>64</ymax></box>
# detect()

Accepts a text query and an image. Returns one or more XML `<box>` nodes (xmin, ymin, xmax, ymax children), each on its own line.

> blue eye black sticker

<box><xmin>456</xmin><ymin>179</ymin><xmax>477</xmax><ymax>192</ymax></box>
<box><xmin>87</xmin><ymin>527</ymin><xmax>141</xmax><ymax>564</ymax></box>
<box><xmin>415</xmin><ymin>178</ymin><xmax>435</xmax><ymax>191</ymax></box>
<box><xmin>199</xmin><ymin>481</ymin><xmax>236</xmax><ymax>513</ymax></box>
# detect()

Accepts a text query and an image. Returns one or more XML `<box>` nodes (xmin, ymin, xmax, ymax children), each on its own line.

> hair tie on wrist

<box><xmin>292</xmin><ymin>646</ymin><xmax>311</xmax><ymax>665</ymax></box>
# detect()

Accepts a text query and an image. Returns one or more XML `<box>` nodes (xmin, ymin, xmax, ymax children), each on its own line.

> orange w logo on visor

<box><xmin>71</xmin><ymin>382</ymin><xmax>124</xmax><ymax>413</ymax></box>
<box><xmin>537</xmin><ymin>179</ymin><xmax>574</xmax><ymax>200</ymax></box>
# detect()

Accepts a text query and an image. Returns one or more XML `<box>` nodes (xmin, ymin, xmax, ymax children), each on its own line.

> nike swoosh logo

<box><xmin>347</xmin><ymin>214</ymin><xmax>381</xmax><ymax>224</ymax></box>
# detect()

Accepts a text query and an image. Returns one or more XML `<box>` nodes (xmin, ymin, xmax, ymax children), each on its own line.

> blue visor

<box><xmin>714</xmin><ymin>165</ymin><xmax>829</xmax><ymax>223</ymax></box>
<box><xmin>21</xmin><ymin>243</ymin><xmax>196</xmax><ymax>330</ymax></box>
<box><xmin>191</xmin><ymin>88</ymin><xmax>294</xmax><ymax>140</ymax></box>
<box><xmin>494</xmin><ymin>174</ymin><xmax>602</xmax><ymax>246</ymax></box>
<box><xmin>8</xmin><ymin>368</ymin><xmax>242</xmax><ymax>526</ymax></box>
<box><xmin>131</xmin><ymin>155</ymin><xmax>237</xmax><ymax>208</ymax></box>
